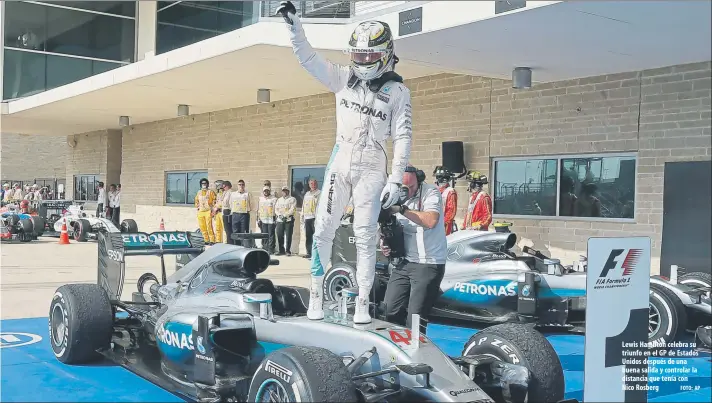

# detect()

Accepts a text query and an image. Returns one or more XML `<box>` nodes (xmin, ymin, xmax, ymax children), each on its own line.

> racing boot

<box><xmin>307</xmin><ymin>276</ymin><xmax>324</xmax><ymax>320</ymax></box>
<box><xmin>353</xmin><ymin>288</ymin><xmax>372</xmax><ymax>324</ymax></box>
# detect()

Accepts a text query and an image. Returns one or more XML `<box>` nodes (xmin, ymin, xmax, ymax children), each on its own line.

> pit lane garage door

<box><xmin>660</xmin><ymin>160</ymin><xmax>712</xmax><ymax>277</ymax></box>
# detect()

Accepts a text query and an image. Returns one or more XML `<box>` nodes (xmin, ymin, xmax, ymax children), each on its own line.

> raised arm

<box><xmin>277</xmin><ymin>1</ymin><xmax>349</xmax><ymax>93</ymax></box>
<box><xmin>388</xmin><ymin>85</ymin><xmax>413</xmax><ymax>185</ymax></box>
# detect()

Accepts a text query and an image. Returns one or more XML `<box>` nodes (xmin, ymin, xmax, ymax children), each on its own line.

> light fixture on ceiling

<box><xmin>257</xmin><ymin>88</ymin><xmax>271</xmax><ymax>104</ymax></box>
<box><xmin>119</xmin><ymin>116</ymin><xmax>130</xmax><ymax>127</ymax></box>
<box><xmin>177</xmin><ymin>104</ymin><xmax>189</xmax><ymax>117</ymax></box>
<box><xmin>512</xmin><ymin>67</ymin><xmax>532</xmax><ymax>89</ymax></box>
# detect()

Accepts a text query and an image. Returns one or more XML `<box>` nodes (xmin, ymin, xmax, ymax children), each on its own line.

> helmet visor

<box><xmin>350</xmin><ymin>50</ymin><xmax>386</xmax><ymax>65</ymax></box>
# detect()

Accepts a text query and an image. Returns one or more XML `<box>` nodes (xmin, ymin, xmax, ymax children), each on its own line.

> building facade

<box><xmin>1</xmin><ymin>1</ymin><xmax>710</xmax><ymax>273</ymax></box>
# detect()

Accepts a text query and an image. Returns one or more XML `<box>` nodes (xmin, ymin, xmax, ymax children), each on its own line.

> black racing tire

<box><xmin>323</xmin><ymin>263</ymin><xmax>357</xmax><ymax>301</ymax></box>
<box><xmin>8</xmin><ymin>214</ymin><xmax>20</xmax><ymax>233</ymax></box>
<box><xmin>18</xmin><ymin>219</ymin><xmax>34</xmax><ymax>242</ymax></box>
<box><xmin>462</xmin><ymin>323</ymin><xmax>565</xmax><ymax>403</ymax></box>
<box><xmin>48</xmin><ymin>284</ymin><xmax>113</xmax><ymax>364</ymax></box>
<box><xmin>648</xmin><ymin>283</ymin><xmax>687</xmax><ymax>346</ymax></box>
<box><xmin>73</xmin><ymin>219</ymin><xmax>91</xmax><ymax>242</ymax></box>
<box><xmin>120</xmin><ymin>219</ymin><xmax>138</xmax><ymax>233</ymax></box>
<box><xmin>29</xmin><ymin>215</ymin><xmax>45</xmax><ymax>236</ymax></box>
<box><xmin>247</xmin><ymin>346</ymin><xmax>358</xmax><ymax>402</ymax></box>
<box><xmin>678</xmin><ymin>272</ymin><xmax>712</xmax><ymax>289</ymax></box>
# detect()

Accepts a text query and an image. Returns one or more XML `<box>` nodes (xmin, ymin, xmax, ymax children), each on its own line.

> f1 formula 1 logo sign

<box><xmin>584</xmin><ymin>237</ymin><xmax>651</xmax><ymax>403</ymax></box>
<box><xmin>595</xmin><ymin>248</ymin><xmax>643</xmax><ymax>290</ymax></box>
<box><xmin>0</xmin><ymin>332</ymin><xmax>42</xmax><ymax>349</ymax></box>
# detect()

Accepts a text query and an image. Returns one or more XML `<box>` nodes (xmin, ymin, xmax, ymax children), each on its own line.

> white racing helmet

<box><xmin>347</xmin><ymin>20</ymin><xmax>395</xmax><ymax>81</ymax></box>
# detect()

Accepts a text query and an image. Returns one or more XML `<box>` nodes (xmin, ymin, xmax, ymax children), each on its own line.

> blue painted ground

<box><xmin>2</xmin><ymin>317</ymin><xmax>710</xmax><ymax>402</ymax></box>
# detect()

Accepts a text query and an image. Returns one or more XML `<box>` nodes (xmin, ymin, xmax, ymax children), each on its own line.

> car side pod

<box><xmin>517</xmin><ymin>271</ymin><xmax>541</xmax><ymax>318</ymax></box>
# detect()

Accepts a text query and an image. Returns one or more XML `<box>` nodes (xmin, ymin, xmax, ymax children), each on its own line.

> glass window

<box><xmin>3</xmin><ymin>49</ymin><xmax>47</xmax><ymax>100</ymax></box>
<box><xmin>3</xmin><ymin>48</ymin><xmax>124</xmax><ymax>100</ymax></box>
<box><xmin>560</xmin><ymin>156</ymin><xmax>636</xmax><ymax>219</ymax></box>
<box><xmin>45</xmin><ymin>6</ymin><xmax>135</xmax><ymax>62</ymax></box>
<box><xmin>42</xmin><ymin>1</ymin><xmax>137</xmax><ymax>17</ymax></box>
<box><xmin>155</xmin><ymin>24</ymin><xmax>216</xmax><ymax>55</ymax></box>
<box><xmin>73</xmin><ymin>175</ymin><xmax>99</xmax><ymax>201</ymax></box>
<box><xmin>4</xmin><ymin>2</ymin><xmax>135</xmax><ymax>62</ymax></box>
<box><xmin>492</xmin><ymin>154</ymin><xmax>637</xmax><ymax>220</ymax></box>
<box><xmin>290</xmin><ymin>166</ymin><xmax>326</xmax><ymax>208</ymax></box>
<box><xmin>92</xmin><ymin>60</ymin><xmax>122</xmax><ymax>75</ymax></box>
<box><xmin>493</xmin><ymin>159</ymin><xmax>558</xmax><ymax>216</ymax></box>
<box><xmin>3</xmin><ymin>1</ymin><xmax>48</xmax><ymax>50</ymax></box>
<box><xmin>187</xmin><ymin>172</ymin><xmax>206</xmax><ymax>202</ymax></box>
<box><xmin>261</xmin><ymin>1</ymin><xmax>352</xmax><ymax>19</ymax></box>
<box><xmin>166</xmin><ymin>171</ymin><xmax>208</xmax><ymax>205</ymax></box>
<box><xmin>46</xmin><ymin>53</ymin><xmax>93</xmax><ymax>89</ymax></box>
<box><xmin>156</xmin><ymin>1</ymin><xmax>258</xmax><ymax>54</ymax></box>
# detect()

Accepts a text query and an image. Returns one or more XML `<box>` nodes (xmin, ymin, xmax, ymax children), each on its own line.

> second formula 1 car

<box><xmin>49</xmin><ymin>204</ymin><xmax>138</xmax><ymax>241</ymax></box>
<box><xmin>324</xmin><ymin>222</ymin><xmax>711</xmax><ymax>346</ymax></box>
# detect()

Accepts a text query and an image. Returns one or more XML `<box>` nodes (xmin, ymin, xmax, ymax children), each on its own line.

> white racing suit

<box><xmin>286</xmin><ymin>16</ymin><xmax>412</xmax><ymax>321</ymax></box>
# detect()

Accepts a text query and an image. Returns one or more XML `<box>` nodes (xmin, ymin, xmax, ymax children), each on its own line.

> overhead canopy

<box><xmin>2</xmin><ymin>0</ymin><xmax>710</xmax><ymax>136</ymax></box>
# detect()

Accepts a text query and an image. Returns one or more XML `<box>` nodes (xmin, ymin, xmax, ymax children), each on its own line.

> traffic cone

<box><xmin>59</xmin><ymin>218</ymin><xmax>70</xmax><ymax>245</ymax></box>
<box><xmin>159</xmin><ymin>218</ymin><xmax>165</xmax><ymax>231</ymax></box>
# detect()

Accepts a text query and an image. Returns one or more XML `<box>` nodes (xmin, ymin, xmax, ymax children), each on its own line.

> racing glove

<box><xmin>380</xmin><ymin>182</ymin><xmax>402</xmax><ymax>209</ymax></box>
<box><xmin>276</xmin><ymin>1</ymin><xmax>298</xmax><ymax>25</ymax></box>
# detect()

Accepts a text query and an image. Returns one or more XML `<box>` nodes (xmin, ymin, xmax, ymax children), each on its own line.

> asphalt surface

<box><xmin>1</xmin><ymin>237</ymin><xmax>710</xmax><ymax>402</ymax></box>
<box><xmin>0</xmin><ymin>237</ymin><xmax>311</xmax><ymax>320</ymax></box>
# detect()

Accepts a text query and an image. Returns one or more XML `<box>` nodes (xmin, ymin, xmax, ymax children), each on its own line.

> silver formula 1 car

<box><xmin>48</xmin><ymin>231</ymin><xmax>571</xmax><ymax>403</ymax></box>
<box><xmin>50</xmin><ymin>204</ymin><xmax>138</xmax><ymax>241</ymax></box>
<box><xmin>325</xmin><ymin>223</ymin><xmax>712</xmax><ymax>346</ymax></box>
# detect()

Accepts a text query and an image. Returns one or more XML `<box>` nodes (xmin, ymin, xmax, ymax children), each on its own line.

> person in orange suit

<box><xmin>195</xmin><ymin>178</ymin><xmax>217</xmax><ymax>245</ymax></box>
<box><xmin>433</xmin><ymin>166</ymin><xmax>458</xmax><ymax>235</ymax></box>
<box><xmin>462</xmin><ymin>171</ymin><xmax>492</xmax><ymax>231</ymax></box>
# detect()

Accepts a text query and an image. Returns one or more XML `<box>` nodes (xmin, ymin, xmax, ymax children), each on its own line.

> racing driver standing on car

<box><xmin>195</xmin><ymin>178</ymin><xmax>217</xmax><ymax>245</ymax></box>
<box><xmin>277</xmin><ymin>0</ymin><xmax>413</xmax><ymax>324</ymax></box>
<box><xmin>434</xmin><ymin>166</ymin><xmax>458</xmax><ymax>235</ymax></box>
<box><xmin>462</xmin><ymin>171</ymin><xmax>492</xmax><ymax>231</ymax></box>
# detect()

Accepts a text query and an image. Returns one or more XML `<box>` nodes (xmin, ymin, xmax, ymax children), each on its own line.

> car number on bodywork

<box><xmin>387</xmin><ymin>329</ymin><xmax>427</xmax><ymax>346</ymax></box>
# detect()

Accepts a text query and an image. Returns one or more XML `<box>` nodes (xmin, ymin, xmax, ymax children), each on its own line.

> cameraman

<box><xmin>380</xmin><ymin>165</ymin><xmax>447</xmax><ymax>334</ymax></box>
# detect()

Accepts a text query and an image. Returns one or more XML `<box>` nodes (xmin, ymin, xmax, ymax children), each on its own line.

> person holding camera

<box><xmin>380</xmin><ymin>165</ymin><xmax>447</xmax><ymax>334</ymax></box>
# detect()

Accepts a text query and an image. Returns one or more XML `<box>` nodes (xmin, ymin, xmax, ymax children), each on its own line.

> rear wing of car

<box><xmin>36</xmin><ymin>200</ymin><xmax>75</xmax><ymax>219</ymax></box>
<box><xmin>120</xmin><ymin>231</ymin><xmax>206</xmax><ymax>256</ymax></box>
<box><xmin>98</xmin><ymin>230</ymin><xmax>205</xmax><ymax>300</ymax></box>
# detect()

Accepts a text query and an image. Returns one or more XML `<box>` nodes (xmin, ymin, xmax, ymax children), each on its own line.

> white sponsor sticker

<box><xmin>265</xmin><ymin>360</ymin><xmax>293</xmax><ymax>383</ymax></box>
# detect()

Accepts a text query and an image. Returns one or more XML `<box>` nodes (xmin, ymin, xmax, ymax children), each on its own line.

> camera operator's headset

<box><xmin>403</xmin><ymin>166</ymin><xmax>426</xmax><ymax>210</ymax></box>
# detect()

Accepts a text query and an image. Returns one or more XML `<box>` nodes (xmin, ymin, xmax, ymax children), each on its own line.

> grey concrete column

<box><xmin>1</xmin><ymin>1</ymin><xmax>6</xmax><ymax>100</ymax></box>
<box><xmin>106</xmin><ymin>129</ymin><xmax>123</xmax><ymax>187</ymax></box>
<box><xmin>136</xmin><ymin>1</ymin><xmax>157</xmax><ymax>61</ymax></box>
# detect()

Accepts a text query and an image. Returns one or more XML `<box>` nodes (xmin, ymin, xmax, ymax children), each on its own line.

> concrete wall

<box><xmin>0</xmin><ymin>133</ymin><xmax>67</xmax><ymax>182</ymax></box>
<box><xmin>70</xmin><ymin>61</ymin><xmax>710</xmax><ymax>271</ymax></box>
